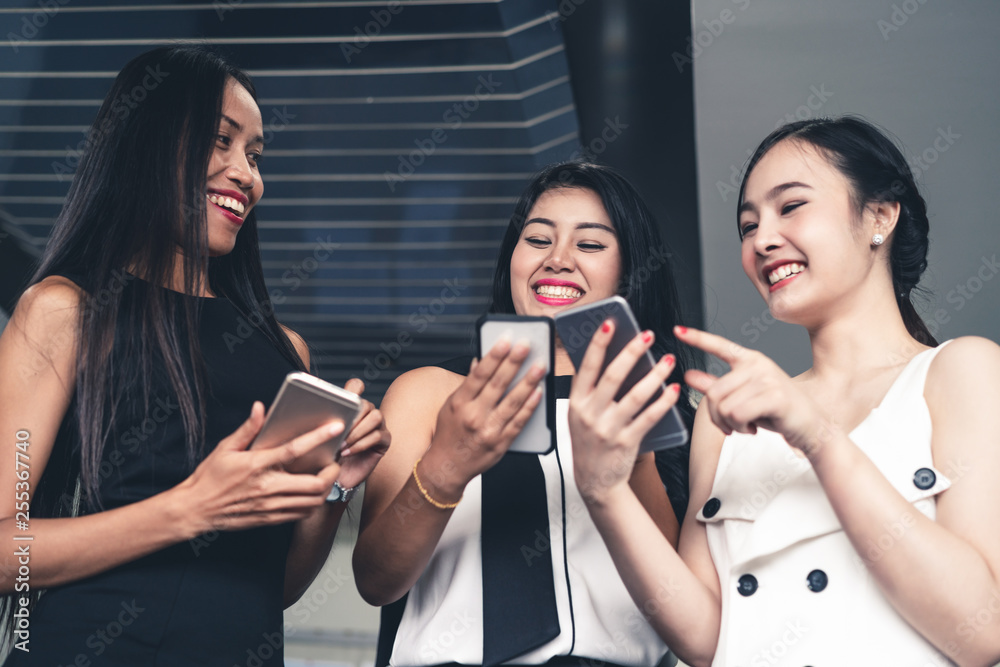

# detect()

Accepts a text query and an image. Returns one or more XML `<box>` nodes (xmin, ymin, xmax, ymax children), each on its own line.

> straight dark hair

<box><xmin>29</xmin><ymin>45</ymin><xmax>304</xmax><ymax>513</ymax></box>
<box><xmin>487</xmin><ymin>160</ymin><xmax>694</xmax><ymax>520</ymax></box>
<box><xmin>738</xmin><ymin>116</ymin><xmax>938</xmax><ymax>346</ymax></box>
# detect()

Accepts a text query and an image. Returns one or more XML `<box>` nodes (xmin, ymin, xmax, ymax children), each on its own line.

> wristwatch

<box><xmin>326</xmin><ymin>481</ymin><xmax>358</xmax><ymax>504</ymax></box>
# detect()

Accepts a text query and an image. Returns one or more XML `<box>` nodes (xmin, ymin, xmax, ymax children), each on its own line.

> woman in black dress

<box><xmin>0</xmin><ymin>46</ymin><xmax>389</xmax><ymax>665</ymax></box>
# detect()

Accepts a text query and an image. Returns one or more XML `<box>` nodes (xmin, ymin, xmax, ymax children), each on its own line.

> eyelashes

<box><xmin>739</xmin><ymin>201</ymin><xmax>807</xmax><ymax>238</ymax></box>
<box><xmin>524</xmin><ymin>237</ymin><xmax>607</xmax><ymax>251</ymax></box>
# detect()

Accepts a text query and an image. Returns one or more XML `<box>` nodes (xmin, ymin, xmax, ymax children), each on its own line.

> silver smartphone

<box><xmin>553</xmin><ymin>296</ymin><xmax>689</xmax><ymax>451</ymax></box>
<box><xmin>476</xmin><ymin>314</ymin><xmax>555</xmax><ymax>455</ymax></box>
<box><xmin>250</xmin><ymin>372</ymin><xmax>362</xmax><ymax>474</ymax></box>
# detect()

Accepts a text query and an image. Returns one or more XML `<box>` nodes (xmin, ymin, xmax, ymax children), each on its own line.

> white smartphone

<box><xmin>554</xmin><ymin>296</ymin><xmax>689</xmax><ymax>451</ymax></box>
<box><xmin>250</xmin><ymin>372</ymin><xmax>362</xmax><ymax>474</ymax></box>
<box><xmin>476</xmin><ymin>314</ymin><xmax>555</xmax><ymax>455</ymax></box>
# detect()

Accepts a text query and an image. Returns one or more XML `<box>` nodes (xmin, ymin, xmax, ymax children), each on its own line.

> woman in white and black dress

<box><xmin>354</xmin><ymin>161</ymin><xmax>693</xmax><ymax>667</ymax></box>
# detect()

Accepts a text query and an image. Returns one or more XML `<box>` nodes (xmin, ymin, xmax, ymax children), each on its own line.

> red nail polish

<box><xmin>642</xmin><ymin>331</ymin><xmax>653</xmax><ymax>343</ymax></box>
<box><xmin>671</xmin><ymin>383</ymin><xmax>681</xmax><ymax>394</ymax></box>
<box><xmin>601</xmin><ymin>320</ymin><xmax>611</xmax><ymax>333</ymax></box>
<box><xmin>663</xmin><ymin>354</ymin><xmax>675</xmax><ymax>366</ymax></box>
<box><xmin>676</xmin><ymin>325</ymin><xmax>688</xmax><ymax>335</ymax></box>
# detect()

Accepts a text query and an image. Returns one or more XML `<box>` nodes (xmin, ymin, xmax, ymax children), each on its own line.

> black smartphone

<box><xmin>475</xmin><ymin>314</ymin><xmax>555</xmax><ymax>455</ymax></box>
<box><xmin>553</xmin><ymin>296</ymin><xmax>689</xmax><ymax>451</ymax></box>
<box><xmin>250</xmin><ymin>372</ymin><xmax>362</xmax><ymax>473</ymax></box>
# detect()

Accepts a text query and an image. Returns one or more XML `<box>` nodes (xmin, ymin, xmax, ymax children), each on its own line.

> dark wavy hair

<box><xmin>487</xmin><ymin>160</ymin><xmax>694</xmax><ymax>521</ymax></box>
<box><xmin>738</xmin><ymin>116</ymin><xmax>937</xmax><ymax>346</ymax></box>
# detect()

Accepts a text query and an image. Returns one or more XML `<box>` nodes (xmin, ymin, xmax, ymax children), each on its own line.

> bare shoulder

<box><xmin>3</xmin><ymin>276</ymin><xmax>84</xmax><ymax>360</ymax></box>
<box><xmin>926</xmin><ymin>336</ymin><xmax>1000</xmax><ymax>396</ymax></box>
<box><xmin>382</xmin><ymin>365</ymin><xmax>465</xmax><ymax>411</ymax></box>
<box><xmin>279</xmin><ymin>324</ymin><xmax>310</xmax><ymax>367</ymax></box>
<box><xmin>13</xmin><ymin>275</ymin><xmax>85</xmax><ymax>326</ymax></box>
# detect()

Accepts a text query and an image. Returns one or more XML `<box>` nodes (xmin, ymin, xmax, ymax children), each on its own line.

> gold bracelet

<box><xmin>412</xmin><ymin>457</ymin><xmax>461</xmax><ymax>510</ymax></box>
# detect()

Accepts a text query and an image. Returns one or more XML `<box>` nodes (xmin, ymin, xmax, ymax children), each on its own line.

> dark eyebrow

<box><xmin>525</xmin><ymin>217</ymin><xmax>617</xmax><ymax>235</ymax></box>
<box><xmin>221</xmin><ymin>114</ymin><xmax>265</xmax><ymax>146</ymax></box>
<box><xmin>739</xmin><ymin>181</ymin><xmax>813</xmax><ymax>215</ymax></box>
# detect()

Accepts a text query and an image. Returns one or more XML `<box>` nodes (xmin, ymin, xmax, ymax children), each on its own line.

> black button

<box><xmin>913</xmin><ymin>467</ymin><xmax>936</xmax><ymax>490</ymax></box>
<box><xmin>737</xmin><ymin>574</ymin><xmax>758</xmax><ymax>596</ymax></box>
<box><xmin>703</xmin><ymin>497</ymin><xmax>721</xmax><ymax>518</ymax></box>
<box><xmin>806</xmin><ymin>569</ymin><xmax>828</xmax><ymax>592</ymax></box>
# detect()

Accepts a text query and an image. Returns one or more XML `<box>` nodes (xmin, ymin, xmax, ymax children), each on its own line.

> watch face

<box><xmin>326</xmin><ymin>485</ymin><xmax>344</xmax><ymax>503</ymax></box>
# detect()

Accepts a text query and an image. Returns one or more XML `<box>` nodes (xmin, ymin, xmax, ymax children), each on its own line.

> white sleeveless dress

<box><xmin>698</xmin><ymin>342</ymin><xmax>956</xmax><ymax>666</ymax></box>
<box><xmin>388</xmin><ymin>397</ymin><xmax>670</xmax><ymax>666</ymax></box>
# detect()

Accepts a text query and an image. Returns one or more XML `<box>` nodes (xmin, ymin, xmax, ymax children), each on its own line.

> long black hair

<box><xmin>738</xmin><ymin>116</ymin><xmax>937</xmax><ymax>346</ymax></box>
<box><xmin>29</xmin><ymin>45</ymin><xmax>305</xmax><ymax>511</ymax></box>
<box><xmin>487</xmin><ymin>160</ymin><xmax>694</xmax><ymax>521</ymax></box>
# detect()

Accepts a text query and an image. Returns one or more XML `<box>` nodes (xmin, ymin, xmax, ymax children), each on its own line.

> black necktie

<box><xmin>480</xmin><ymin>376</ymin><xmax>569</xmax><ymax>666</ymax></box>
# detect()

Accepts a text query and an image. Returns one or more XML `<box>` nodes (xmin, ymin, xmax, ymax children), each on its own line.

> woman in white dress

<box><xmin>569</xmin><ymin>116</ymin><xmax>1000</xmax><ymax>666</ymax></box>
<box><xmin>354</xmin><ymin>161</ymin><xmax>694</xmax><ymax>667</ymax></box>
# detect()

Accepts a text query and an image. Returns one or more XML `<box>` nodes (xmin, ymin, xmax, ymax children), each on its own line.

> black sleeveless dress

<box><xmin>5</xmin><ymin>274</ymin><xmax>297</xmax><ymax>666</ymax></box>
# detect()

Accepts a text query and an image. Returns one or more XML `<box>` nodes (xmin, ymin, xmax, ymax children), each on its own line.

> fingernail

<box><xmin>661</xmin><ymin>353</ymin><xmax>675</xmax><ymax>366</ymax></box>
<box><xmin>642</xmin><ymin>330</ymin><xmax>653</xmax><ymax>344</ymax></box>
<box><xmin>601</xmin><ymin>320</ymin><xmax>612</xmax><ymax>333</ymax></box>
<box><xmin>329</xmin><ymin>423</ymin><xmax>343</xmax><ymax>435</ymax></box>
<box><xmin>670</xmin><ymin>383</ymin><xmax>681</xmax><ymax>394</ymax></box>
<box><xmin>530</xmin><ymin>362</ymin><xmax>547</xmax><ymax>378</ymax></box>
<box><xmin>675</xmin><ymin>325</ymin><xmax>688</xmax><ymax>335</ymax></box>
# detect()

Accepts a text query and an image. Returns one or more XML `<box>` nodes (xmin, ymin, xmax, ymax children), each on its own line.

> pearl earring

<box><xmin>872</xmin><ymin>233</ymin><xmax>884</xmax><ymax>246</ymax></box>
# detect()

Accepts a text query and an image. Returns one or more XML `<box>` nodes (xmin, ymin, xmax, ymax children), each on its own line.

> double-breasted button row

<box><xmin>735</xmin><ymin>570</ymin><xmax>829</xmax><ymax>596</ymax></box>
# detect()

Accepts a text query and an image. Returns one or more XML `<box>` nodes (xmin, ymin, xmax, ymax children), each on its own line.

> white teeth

<box><xmin>535</xmin><ymin>284</ymin><xmax>582</xmax><ymax>299</ymax></box>
<box><xmin>767</xmin><ymin>262</ymin><xmax>805</xmax><ymax>285</ymax></box>
<box><xmin>206</xmin><ymin>193</ymin><xmax>245</xmax><ymax>216</ymax></box>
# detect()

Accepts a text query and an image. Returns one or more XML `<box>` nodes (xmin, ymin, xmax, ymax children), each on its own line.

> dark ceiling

<box><xmin>0</xmin><ymin>0</ymin><xmax>581</xmax><ymax>400</ymax></box>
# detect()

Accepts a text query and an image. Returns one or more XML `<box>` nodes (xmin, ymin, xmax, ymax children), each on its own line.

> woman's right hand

<box><xmin>416</xmin><ymin>338</ymin><xmax>546</xmax><ymax>502</ymax></box>
<box><xmin>171</xmin><ymin>401</ymin><xmax>344</xmax><ymax>538</ymax></box>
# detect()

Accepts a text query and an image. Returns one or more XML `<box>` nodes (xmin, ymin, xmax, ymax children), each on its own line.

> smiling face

<box><xmin>738</xmin><ymin>139</ymin><xmax>881</xmax><ymax>325</ymax></box>
<box><xmin>204</xmin><ymin>79</ymin><xmax>264</xmax><ymax>256</ymax></box>
<box><xmin>509</xmin><ymin>187</ymin><xmax>623</xmax><ymax>317</ymax></box>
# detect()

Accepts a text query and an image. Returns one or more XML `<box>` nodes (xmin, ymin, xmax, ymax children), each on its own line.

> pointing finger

<box><xmin>674</xmin><ymin>326</ymin><xmax>748</xmax><ymax>366</ymax></box>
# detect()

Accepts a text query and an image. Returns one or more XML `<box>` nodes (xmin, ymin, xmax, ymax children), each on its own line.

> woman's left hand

<box><xmin>569</xmin><ymin>320</ymin><xmax>680</xmax><ymax>504</ymax></box>
<box><xmin>328</xmin><ymin>378</ymin><xmax>391</xmax><ymax>490</ymax></box>
<box><xmin>675</xmin><ymin>326</ymin><xmax>828</xmax><ymax>456</ymax></box>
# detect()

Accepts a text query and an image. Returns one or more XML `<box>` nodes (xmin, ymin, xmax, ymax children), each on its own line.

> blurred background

<box><xmin>1</xmin><ymin>0</ymin><xmax>997</xmax><ymax>664</ymax></box>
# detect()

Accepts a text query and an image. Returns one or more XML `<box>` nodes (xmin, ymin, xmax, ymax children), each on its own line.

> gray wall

<box><xmin>693</xmin><ymin>0</ymin><xmax>1000</xmax><ymax>374</ymax></box>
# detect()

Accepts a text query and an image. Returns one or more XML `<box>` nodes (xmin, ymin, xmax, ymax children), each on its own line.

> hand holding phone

<box><xmin>250</xmin><ymin>372</ymin><xmax>362</xmax><ymax>474</ymax></box>
<box><xmin>554</xmin><ymin>296</ymin><xmax>688</xmax><ymax>451</ymax></box>
<box><xmin>476</xmin><ymin>315</ymin><xmax>555</xmax><ymax>455</ymax></box>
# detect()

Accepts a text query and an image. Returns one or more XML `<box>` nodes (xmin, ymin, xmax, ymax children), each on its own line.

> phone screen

<box><xmin>554</xmin><ymin>297</ymin><xmax>688</xmax><ymax>451</ymax></box>
<box><xmin>476</xmin><ymin>315</ymin><xmax>555</xmax><ymax>455</ymax></box>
